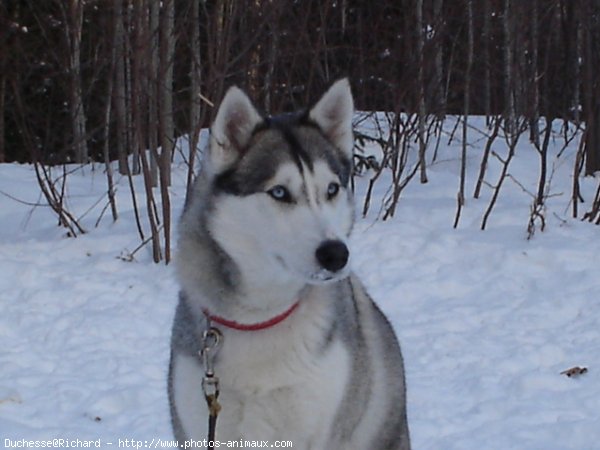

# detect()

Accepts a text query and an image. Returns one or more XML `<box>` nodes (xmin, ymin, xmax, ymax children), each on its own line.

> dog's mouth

<box><xmin>307</xmin><ymin>267</ymin><xmax>349</xmax><ymax>284</ymax></box>
<box><xmin>274</xmin><ymin>255</ymin><xmax>349</xmax><ymax>284</ymax></box>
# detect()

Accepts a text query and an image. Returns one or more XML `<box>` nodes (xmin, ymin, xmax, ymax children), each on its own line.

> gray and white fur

<box><xmin>168</xmin><ymin>79</ymin><xmax>410</xmax><ymax>449</ymax></box>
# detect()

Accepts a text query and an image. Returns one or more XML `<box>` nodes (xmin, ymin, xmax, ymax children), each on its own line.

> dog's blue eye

<box><xmin>268</xmin><ymin>185</ymin><xmax>291</xmax><ymax>202</ymax></box>
<box><xmin>327</xmin><ymin>182</ymin><xmax>340</xmax><ymax>199</ymax></box>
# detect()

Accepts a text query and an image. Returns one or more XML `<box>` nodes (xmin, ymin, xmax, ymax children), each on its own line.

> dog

<box><xmin>168</xmin><ymin>79</ymin><xmax>411</xmax><ymax>449</ymax></box>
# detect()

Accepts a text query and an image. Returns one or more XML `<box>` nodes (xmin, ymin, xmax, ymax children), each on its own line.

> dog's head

<box><xmin>204</xmin><ymin>79</ymin><xmax>355</xmax><ymax>285</ymax></box>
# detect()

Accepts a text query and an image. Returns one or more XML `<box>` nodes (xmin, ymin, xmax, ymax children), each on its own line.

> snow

<box><xmin>1</xmin><ymin>119</ymin><xmax>600</xmax><ymax>449</ymax></box>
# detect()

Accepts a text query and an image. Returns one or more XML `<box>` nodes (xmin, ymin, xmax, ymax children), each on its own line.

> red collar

<box><xmin>203</xmin><ymin>301</ymin><xmax>300</xmax><ymax>332</ymax></box>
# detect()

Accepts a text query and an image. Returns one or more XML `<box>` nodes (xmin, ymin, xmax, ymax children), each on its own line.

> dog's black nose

<box><xmin>316</xmin><ymin>240</ymin><xmax>349</xmax><ymax>272</ymax></box>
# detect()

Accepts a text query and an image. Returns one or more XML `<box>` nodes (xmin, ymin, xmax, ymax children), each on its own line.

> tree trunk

<box><xmin>474</xmin><ymin>116</ymin><xmax>502</xmax><ymax>199</ymax></box>
<box><xmin>503</xmin><ymin>0</ymin><xmax>516</xmax><ymax>136</ymax></box>
<box><xmin>104</xmin><ymin>35</ymin><xmax>118</xmax><ymax>223</ymax></box>
<box><xmin>210</xmin><ymin>0</ymin><xmax>235</xmax><ymax>119</ymax></box>
<box><xmin>572</xmin><ymin>0</ymin><xmax>582</xmax><ymax>125</ymax></box>
<box><xmin>0</xmin><ymin>7</ymin><xmax>5</xmax><ymax>163</ymax></box>
<box><xmin>159</xmin><ymin>0</ymin><xmax>176</xmax><ymax>153</ymax></box>
<box><xmin>583</xmin><ymin>0</ymin><xmax>600</xmax><ymax>175</ymax></box>
<box><xmin>159</xmin><ymin>0</ymin><xmax>175</xmax><ymax>263</ymax></box>
<box><xmin>131</xmin><ymin>0</ymin><xmax>146</xmax><ymax>179</ymax></box>
<box><xmin>149</xmin><ymin>0</ymin><xmax>160</xmax><ymax>187</ymax></box>
<box><xmin>585</xmin><ymin>105</ymin><xmax>600</xmax><ymax>175</ymax></box>
<box><xmin>454</xmin><ymin>0</ymin><xmax>473</xmax><ymax>228</ymax></box>
<box><xmin>114</xmin><ymin>0</ymin><xmax>129</xmax><ymax>175</ymax></box>
<box><xmin>483</xmin><ymin>0</ymin><xmax>492</xmax><ymax>125</ymax></box>
<box><xmin>434</xmin><ymin>0</ymin><xmax>445</xmax><ymax>119</ymax></box>
<box><xmin>264</xmin><ymin>4</ymin><xmax>280</xmax><ymax>114</ymax></box>
<box><xmin>0</xmin><ymin>74</ymin><xmax>5</xmax><ymax>163</ymax></box>
<box><xmin>127</xmin><ymin>0</ymin><xmax>140</xmax><ymax>174</ymax></box>
<box><xmin>186</xmin><ymin>0</ymin><xmax>203</xmax><ymax>203</ymax></box>
<box><xmin>66</xmin><ymin>0</ymin><xmax>88</xmax><ymax>163</ymax></box>
<box><xmin>529</xmin><ymin>0</ymin><xmax>540</xmax><ymax>148</ymax></box>
<box><xmin>416</xmin><ymin>0</ymin><xmax>428</xmax><ymax>183</ymax></box>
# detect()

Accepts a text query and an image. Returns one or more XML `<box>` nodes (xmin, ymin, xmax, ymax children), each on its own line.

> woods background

<box><xmin>1</xmin><ymin>0</ymin><xmax>600</xmax><ymax>261</ymax></box>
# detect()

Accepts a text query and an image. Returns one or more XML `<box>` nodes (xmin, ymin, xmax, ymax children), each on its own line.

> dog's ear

<box><xmin>309</xmin><ymin>78</ymin><xmax>354</xmax><ymax>157</ymax></box>
<box><xmin>209</xmin><ymin>86</ymin><xmax>262</xmax><ymax>172</ymax></box>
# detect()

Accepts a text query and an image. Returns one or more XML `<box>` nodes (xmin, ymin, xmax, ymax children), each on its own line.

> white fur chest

<box><xmin>219</xmin><ymin>302</ymin><xmax>350</xmax><ymax>444</ymax></box>
<box><xmin>172</xmin><ymin>301</ymin><xmax>351</xmax><ymax>450</ymax></box>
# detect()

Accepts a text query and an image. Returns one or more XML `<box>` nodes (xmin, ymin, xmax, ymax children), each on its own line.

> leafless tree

<box><xmin>185</xmin><ymin>0</ymin><xmax>204</xmax><ymax>203</ymax></box>
<box><xmin>583</xmin><ymin>180</ymin><xmax>600</xmax><ymax>224</ymax></box>
<box><xmin>481</xmin><ymin>118</ymin><xmax>527</xmax><ymax>230</ymax></box>
<box><xmin>148</xmin><ymin>0</ymin><xmax>160</xmax><ymax>187</ymax></box>
<box><xmin>416</xmin><ymin>0</ymin><xmax>428</xmax><ymax>184</ymax></box>
<box><xmin>572</xmin><ymin>129</ymin><xmax>587</xmax><ymax>218</ymax></box>
<box><xmin>527</xmin><ymin>119</ymin><xmax>554</xmax><ymax>239</ymax></box>
<box><xmin>503</xmin><ymin>0</ymin><xmax>516</xmax><ymax>137</ymax></box>
<box><xmin>379</xmin><ymin>113</ymin><xmax>422</xmax><ymax>221</ymax></box>
<box><xmin>113</xmin><ymin>0</ymin><xmax>129</xmax><ymax>175</ymax></box>
<box><xmin>0</xmin><ymin>10</ymin><xmax>5</xmax><ymax>164</ymax></box>
<box><xmin>473</xmin><ymin>116</ymin><xmax>502</xmax><ymax>199</ymax></box>
<box><xmin>158</xmin><ymin>0</ymin><xmax>175</xmax><ymax>262</ymax></box>
<box><xmin>528</xmin><ymin>0</ymin><xmax>541</xmax><ymax>148</ymax></box>
<box><xmin>482</xmin><ymin>0</ymin><xmax>492</xmax><ymax>126</ymax></box>
<box><xmin>0</xmin><ymin>66</ymin><xmax>5</xmax><ymax>163</ymax></box>
<box><xmin>454</xmin><ymin>0</ymin><xmax>474</xmax><ymax>228</ymax></box>
<box><xmin>433</xmin><ymin>0</ymin><xmax>445</xmax><ymax>119</ymax></box>
<box><xmin>103</xmin><ymin>18</ymin><xmax>118</xmax><ymax>224</ymax></box>
<box><xmin>62</xmin><ymin>0</ymin><xmax>88</xmax><ymax>163</ymax></box>
<box><xmin>582</xmin><ymin>0</ymin><xmax>600</xmax><ymax>175</ymax></box>
<box><xmin>3</xmin><ymin>0</ymin><xmax>599</xmax><ymax>249</ymax></box>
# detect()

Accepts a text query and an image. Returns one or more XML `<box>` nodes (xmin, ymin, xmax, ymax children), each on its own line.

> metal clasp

<box><xmin>200</xmin><ymin>326</ymin><xmax>223</xmax><ymax>417</ymax></box>
<box><xmin>201</xmin><ymin>327</ymin><xmax>222</xmax><ymax>377</ymax></box>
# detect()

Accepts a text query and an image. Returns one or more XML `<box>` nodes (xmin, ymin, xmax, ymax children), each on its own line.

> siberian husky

<box><xmin>168</xmin><ymin>79</ymin><xmax>411</xmax><ymax>449</ymax></box>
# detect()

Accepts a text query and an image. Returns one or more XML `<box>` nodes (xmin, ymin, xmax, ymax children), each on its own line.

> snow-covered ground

<box><xmin>1</xmin><ymin>118</ymin><xmax>599</xmax><ymax>449</ymax></box>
